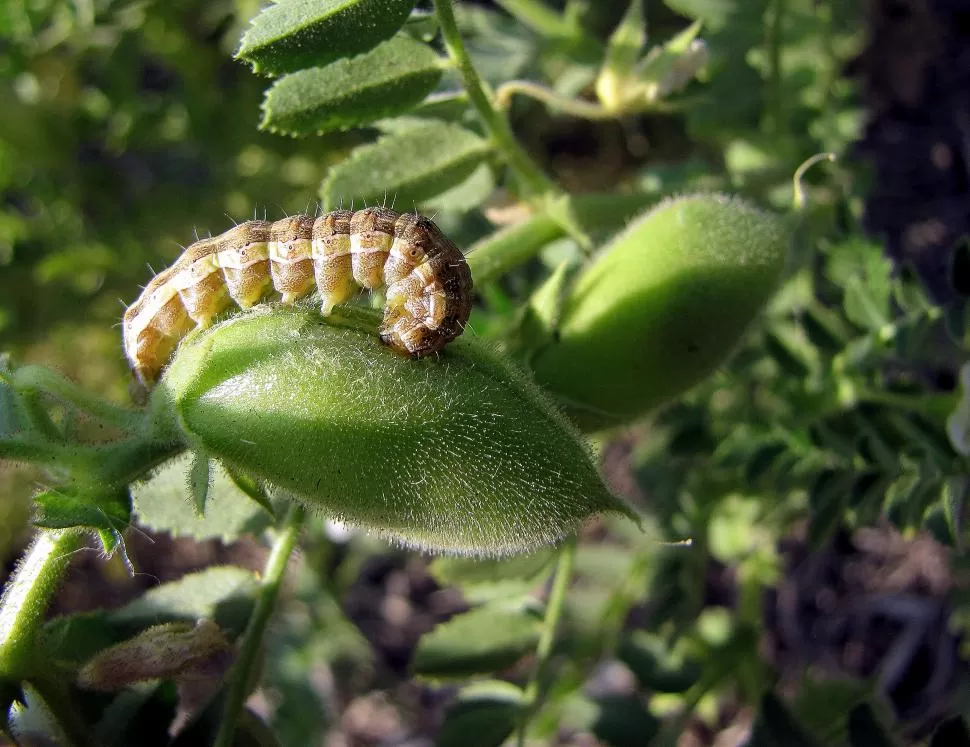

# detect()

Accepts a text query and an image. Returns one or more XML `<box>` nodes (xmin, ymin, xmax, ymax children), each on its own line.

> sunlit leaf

<box><xmin>237</xmin><ymin>0</ymin><xmax>418</xmax><ymax>76</ymax></box>
<box><xmin>321</xmin><ymin>120</ymin><xmax>491</xmax><ymax>210</ymax></box>
<box><xmin>260</xmin><ymin>36</ymin><xmax>442</xmax><ymax>135</ymax></box>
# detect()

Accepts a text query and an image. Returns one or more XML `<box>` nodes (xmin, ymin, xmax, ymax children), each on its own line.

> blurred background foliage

<box><xmin>5</xmin><ymin>0</ymin><xmax>970</xmax><ymax>744</ymax></box>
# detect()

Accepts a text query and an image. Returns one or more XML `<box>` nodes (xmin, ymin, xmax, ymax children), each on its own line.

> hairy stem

<box><xmin>496</xmin><ymin>80</ymin><xmax>617</xmax><ymax>120</ymax></box>
<box><xmin>517</xmin><ymin>537</ymin><xmax>576</xmax><ymax>746</ymax></box>
<box><xmin>0</xmin><ymin>530</ymin><xmax>81</xmax><ymax>678</ymax></box>
<box><xmin>214</xmin><ymin>503</ymin><xmax>306</xmax><ymax>747</ymax></box>
<box><xmin>0</xmin><ymin>434</ymin><xmax>184</xmax><ymax>487</ymax></box>
<box><xmin>467</xmin><ymin>191</ymin><xmax>658</xmax><ymax>285</ymax></box>
<box><xmin>432</xmin><ymin>0</ymin><xmax>556</xmax><ymax>197</ymax></box>
<box><xmin>0</xmin><ymin>530</ymin><xmax>96</xmax><ymax>746</ymax></box>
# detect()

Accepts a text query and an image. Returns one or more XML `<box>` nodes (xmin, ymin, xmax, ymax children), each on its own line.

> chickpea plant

<box><xmin>0</xmin><ymin>1</ymin><xmax>825</xmax><ymax>745</ymax></box>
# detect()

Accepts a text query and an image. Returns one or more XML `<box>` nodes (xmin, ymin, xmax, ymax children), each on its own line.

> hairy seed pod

<box><xmin>530</xmin><ymin>194</ymin><xmax>789</xmax><ymax>431</ymax></box>
<box><xmin>121</xmin><ymin>208</ymin><xmax>473</xmax><ymax>389</ymax></box>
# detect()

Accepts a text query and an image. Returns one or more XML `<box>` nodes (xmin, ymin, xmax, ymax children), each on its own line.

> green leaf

<box><xmin>791</xmin><ymin>677</ymin><xmax>888</xmax><ymax>747</ymax></box>
<box><xmin>131</xmin><ymin>455</ymin><xmax>273</xmax><ymax>542</ymax></box>
<box><xmin>421</xmin><ymin>162</ymin><xmax>496</xmax><ymax>215</ymax></box>
<box><xmin>409</xmin><ymin>90</ymin><xmax>470</xmax><ymax>121</ymax></box>
<box><xmin>567</xmin><ymin>695</ymin><xmax>660</xmax><ymax>747</ymax></box>
<box><xmin>808</xmin><ymin>469</ymin><xmax>853</xmax><ymax>549</ymax></box>
<box><xmin>111</xmin><ymin>566</ymin><xmax>258</xmax><ymax>632</ymax></box>
<box><xmin>32</xmin><ymin>485</ymin><xmax>131</xmax><ymax>533</ymax></box>
<box><xmin>663</xmin><ymin>0</ymin><xmax>736</xmax><ymax>29</ymax></box>
<box><xmin>41</xmin><ymin>567</ymin><xmax>258</xmax><ymax>668</ymax></box>
<box><xmin>436</xmin><ymin>680</ymin><xmax>525</xmax><ymax>747</ymax></box>
<box><xmin>506</xmin><ymin>261</ymin><xmax>574</xmax><ymax>364</ymax></box>
<box><xmin>237</xmin><ymin>0</ymin><xmax>418</xmax><ymax>76</ymax></box>
<box><xmin>412</xmin><ymin>604</ymin><xmax>540</xmax><ymax>680</ymax></box>
<box><xmin>617</xmin><ymin>631</ymin><xmax>701</xmax><ymax>693</ymax></box>
<box><xmin>321</xmin><ymin>120</ymin><xmax>491</xmax><ymax>210</ymax></box>
<box><xmin>429</xmin><ymin>550</ymin><xmax>554</xmax><ymax>601</ymax></box>
<box><xmin>189</xmin><ymin>451</ymin><xmax>212</xmax><ymax>515</ymax></box>
<box><xmin>260</xmin><ymin>36</ymin><xmax>442</xmax><ymax>135</ymax></box>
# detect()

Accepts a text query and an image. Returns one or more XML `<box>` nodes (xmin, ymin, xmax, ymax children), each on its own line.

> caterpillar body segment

<box><xmin>122</xmin><ymin>208</ymin><xmax>474</xmax><ymax>389</ymax></box>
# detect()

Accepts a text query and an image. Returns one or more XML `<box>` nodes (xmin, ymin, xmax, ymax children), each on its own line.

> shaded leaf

<box><xmin>41</xmin><ymin>567</ymin><xmax>258</xmax><ymax>667</ymax></box>
<box><xmin>791</xmin><ymin>678</ymin><xmax>888</xmax><ymax>747</ymax></box>
<box><xmin>429</xmin><ymin>550</ymin><xmax>554</xmax><ymax>602</ymax></box>
<box><xmin>237</xmin><ymin>0</ymin><xmax>418</xmax><ymax>76</ymax></box>
<box><xmin>409</xmin><ymin>90</ymin><xmax>470</xmax><ymax>121</ymax></box>
<box><xmin>321</xmin><ymin>120</ymin><xmax>491</xmax><ymax>209</ymax></box>
<box><xmin>260</xmin><ymin>36</ymin><xmax>442</xmax><ymax>135</ymax></box>
<box><xmin>110</xmin><ymin>566</ymin><xmax>258</xmax><ymax>636</ymax></box>
<box><xmin>131</xmin><ymin>456</ymin><xmax>272</xmax><ymax>542</ymax></box>
<box><xmin>617</xmin><ymin>631</ymin><xmax>701</xmax><ymax>693</ymax></box>
<box><xmin>436</xmin><ymin>680</ymin><xmax>525</xmax><ymax>747</ymax></box>
<box><xmin>808</xmin><ymin>469</ymin><xmax>853</xmax><ymax>549</ymax></box>
<box><xmin>412</xmin><ymin>604</ymin><xmax>540</xmax><ymax>680</ymax></box>
<box><xmin>590</xmin><ymin>695</ymin><xmax>660</xmax><ymax>747</ymax></box>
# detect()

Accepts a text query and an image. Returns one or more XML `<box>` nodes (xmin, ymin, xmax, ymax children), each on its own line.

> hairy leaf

<box><xmin>131</xmin><ymin>456</ymin><xmax>272</xmax><ymax>542</ymax></box>
<box><xmin>237</xmin><ymin>0</ymin><xmax>418</xmax><ymax>76</ymax></box>
<box><xmin>260</xmin><ymin>36</ymin><xmax>442</xmax><ymax>135</ymax></box>
<box><xmin>321</xmin><ymin>120</ymin><xmax>491</xmax><ymax>209</ymax></box>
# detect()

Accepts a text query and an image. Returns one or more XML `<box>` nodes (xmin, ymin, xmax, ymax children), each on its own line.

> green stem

<box><xmin>0</xmin><ymin>529</ymin><xmax>96</xmax><ymax>746</ymax></box>
<box><xmin>496</xmin><ymin>80</ymin><xmax>617</xmax><ymax>120</ymax></box>
<box><xmin>764</xmin><ymin>0</ymin><xmax>786</xmax><ymax>138</ymax></box>
<box><xmin>517</xmin><ymin>537</ymin><xmax>576</xmax><ymax>746</ymax></box>
<box><xmin>12</xmin><ymin>365</ymin><xmax>142</xmax><ymax>433</ymax></box>
<box><xmin>0</xmin><ymin>434</ymin><xmax>184</xmax><ymax>486</ymax></box>
<box><xmin>214</xmin><ymin>503</ymin><xmax>306</xmax><ymax>747</ymax></box>
<box><xmin>432</xmin><ymin>0</ymin><xmax>556</xmax><ymax>197</ymax></box>
<box><xmin>0</xmin><ymin>530</ymin><xmax>82</xmax><ymax>678</ymax></box>
<box><xmin>467</xmin><ymin>191</ymin><xmax>658</xmax><ymax>285</ymax></box>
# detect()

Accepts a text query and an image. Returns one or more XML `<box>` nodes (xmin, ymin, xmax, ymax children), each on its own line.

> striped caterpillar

<box><xmin>122</xmin><ymin>208</ymin><xmax>473</xmax><ymax>389</ymax></box>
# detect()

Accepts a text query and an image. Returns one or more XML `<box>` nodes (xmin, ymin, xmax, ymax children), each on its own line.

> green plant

<box><xmin>1</xmin><ymin>1</ymin><xmax>968</xmax><ymax>746</ymax></box>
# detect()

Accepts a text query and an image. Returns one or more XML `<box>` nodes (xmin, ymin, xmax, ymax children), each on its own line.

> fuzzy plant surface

<box><xmin>1</xmin><ymin>1</ymin><xmax>967</xmax><ymax>746</ymax></box>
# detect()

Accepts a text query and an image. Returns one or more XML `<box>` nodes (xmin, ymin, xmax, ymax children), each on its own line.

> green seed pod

<box><xmin>530</xmin><ymin>194</ymin><xmax>789</xmax><ymax>431</ymax></box>
<box><xmin>151</xmin><ymin>307</ymin><xmax>634</xmax><ymax>556</ymax></box>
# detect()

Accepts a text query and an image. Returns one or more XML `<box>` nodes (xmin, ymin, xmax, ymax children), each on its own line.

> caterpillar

<box><xmin>122</xmin><ymin>207</ymin><xmax>474</xmax><ymax>389</ymax></box>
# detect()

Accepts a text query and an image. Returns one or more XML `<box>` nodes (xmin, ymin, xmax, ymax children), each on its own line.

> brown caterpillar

<box><xmin>122</xmin><ymin>208</ymin><xmax>473</xmax><ymax>389</ymax></box>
